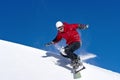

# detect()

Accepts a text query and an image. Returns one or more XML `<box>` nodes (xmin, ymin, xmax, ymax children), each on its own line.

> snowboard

<box><xmin>73</xmin><ymin>67</ymin><xmax>81</xmax><ymax>79</ymax></box>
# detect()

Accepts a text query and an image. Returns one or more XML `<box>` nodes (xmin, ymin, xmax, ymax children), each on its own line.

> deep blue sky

<box><xmin>0</xmin><ymin>0</ymin><xmax>120</xmax><ymax>73</ymax></box>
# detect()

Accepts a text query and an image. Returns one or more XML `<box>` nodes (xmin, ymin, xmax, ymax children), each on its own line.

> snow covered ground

<box><xmin>0</xmin><ymin>40</ymin><xmax>120</xmax><ymax>80</ymax></box>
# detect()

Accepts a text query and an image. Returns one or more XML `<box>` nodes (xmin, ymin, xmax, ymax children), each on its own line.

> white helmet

<box><xmin>56</xmin><ymin>21</ymin><xmax>63</xmax><ymax>28</ymax></box>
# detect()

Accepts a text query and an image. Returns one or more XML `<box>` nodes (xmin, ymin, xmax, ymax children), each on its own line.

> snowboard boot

<box><xmin>71</xmin><ymin>57</ymin><xmax>85</xmax><ymax>72</ymax></box>
<box><xmin>71</xmin><ymin>57</ymin><xmax>80</xmax><ymax>67</ymax></box>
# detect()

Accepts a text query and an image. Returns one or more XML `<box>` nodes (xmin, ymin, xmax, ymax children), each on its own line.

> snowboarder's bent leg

<box><xmin>64</xmin><ymin>42</ymin><xmax>85</xmax><ymax>71</ymax></box>
<box><xmin>64</xmin><ymin>42</ymin><xmax>80</xmax><ymax>63</ymax></box>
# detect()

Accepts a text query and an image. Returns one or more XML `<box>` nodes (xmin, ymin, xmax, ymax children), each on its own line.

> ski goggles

<box><xmin>57</xmin><ymin>26</ymin><xmax>63</xmax><ymax>30</ymax></box>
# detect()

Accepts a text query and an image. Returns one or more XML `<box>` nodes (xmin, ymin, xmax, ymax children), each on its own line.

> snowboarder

<box><xmin>46</xmin><ymin>21</ymin><xmax>88</xmax><ymax>72</ymax></box>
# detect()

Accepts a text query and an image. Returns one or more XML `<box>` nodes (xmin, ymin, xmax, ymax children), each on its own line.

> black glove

<box><xmin>78</xmin><ymin>24</ymin><xmax>89</xmax><ymax>29</ymax></box>
<box><xmin>45</xmin><ymin>42</ymin><xmax>54</xmax><ymax>46</ymax></box>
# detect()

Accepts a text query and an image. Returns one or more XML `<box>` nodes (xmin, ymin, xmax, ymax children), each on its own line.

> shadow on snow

<box><xmin>42</xmin><ymin>51</ymin><xmax>72</xmax><ymax>72</ymax></box>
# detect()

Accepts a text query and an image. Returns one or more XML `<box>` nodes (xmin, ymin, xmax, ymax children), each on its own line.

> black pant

<box><xmin>60</xmin><ymin>42</ymin><xmax>81</xmax><ymax>61</ymax></box>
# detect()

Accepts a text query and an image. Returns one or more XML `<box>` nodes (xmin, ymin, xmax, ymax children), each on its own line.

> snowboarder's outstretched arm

<box><xmin>45</xmin><ymin>32</ymin><xmax>62</xmax><ymax>46</ymax></box>
<box><xmin>68</xmin><ymin>23</ymin><xmax>89</xmax><ymax>30</ymax></box>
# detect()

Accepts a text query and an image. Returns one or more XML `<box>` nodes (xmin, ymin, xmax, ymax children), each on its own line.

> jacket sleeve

<box><xmin>69</xmin><ymin>24</ymin><xmax>79</xmax><ymax>30</ymax></box>
<box><xmin>52</xmin><ymin>32</ymin><xmax>62</xmax><ymax>43</ymax></box>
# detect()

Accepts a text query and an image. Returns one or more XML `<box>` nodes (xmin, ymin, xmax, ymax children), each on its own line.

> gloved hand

<box><xmin>45</xmin><ymin>42</ymin><xmax>54</xmax><ymax>46</ymax></box>
<box><xmin>78</xmin><ymin>24</ymin><xmax>89</xmax><ymax>29</ymax></box>
<box><xmin>85</xmin><ymin>24</ymin><xmax>89</xmax><ymax>29</ymax></box>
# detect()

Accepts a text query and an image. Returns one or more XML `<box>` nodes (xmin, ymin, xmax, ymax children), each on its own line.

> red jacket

<box><xmin>53</xmin><ymin>22</ymin><xmax>81</xmax><ymax>45</ymax></box>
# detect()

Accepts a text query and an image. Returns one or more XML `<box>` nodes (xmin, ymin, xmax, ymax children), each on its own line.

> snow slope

<box><xmin>0</xmin><ymin>40</ymin><xmax>120</xmax><ymax>80</ymax></box>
